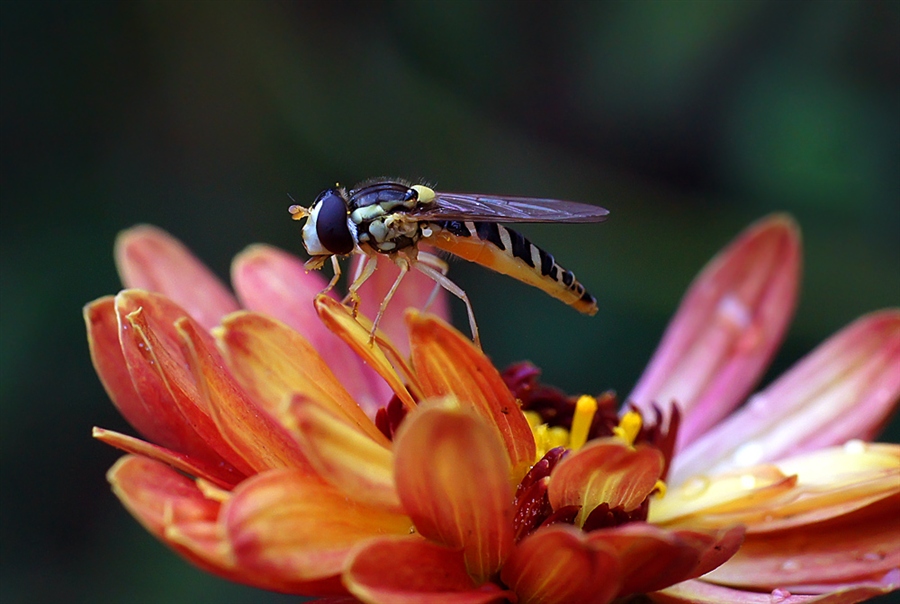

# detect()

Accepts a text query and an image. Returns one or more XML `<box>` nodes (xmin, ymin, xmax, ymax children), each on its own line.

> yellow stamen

<box><xmin>652</xmin><ymin>479</ymin><xmax>667</xmax><ymax>499</ymax></box>
<box><xmin>613</xmin><ymin>410</ymin><xmax>642</xmax><ymax>446</ymax></box>
<box><xmin>569</xmin><ymin>395</ymin><xmax>598</xmax><ymax>451</ymax></box>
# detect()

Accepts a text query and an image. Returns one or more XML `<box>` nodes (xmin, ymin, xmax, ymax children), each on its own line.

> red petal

<box><xmin>548</xmin><ymin>440</ymin><xmax>664</xmax><ymax>526</ymax></box>
<box><xmin>629</xmin><ymin>215</ymin><xmax>800</xmax><ymax>449</ymax></box>
<box><xmin>216</xmin><ymin>311</ymin><xmax>388</xmax><ymax>446</ymax></box>
<box><xmin>393</xmin><ymin>404</ymin><xmax>515</xmax><ymax>583</ymax></box>
<box><xmin>501</xmin><ymin>525</ymin><xmax>622</xmax><ymax>604</ymax></box>
<box><xmin>176</xmin><ymin>317</ymin><xmax>311</xmax><ymax>473</ymax></box>
<box><xmin>345</xmin><ymin>536</ymin><xmax>512</xmax><ymax>604</ymax></box>
<box><xmin>115</xmin><ymin>225</ymin><xmax>240</xmax><ymax>330</ymax></box>
<box><xmin>231</xmin><ymin>245</ymin><xmax>392</xmax><ymax>414</ymax></box>
<box><xmin>93</xmin><ymin>427</ymin><xmax>245</xmax><ymax>488</ymax></box>
<box><xmin>115</xmin><ymin>290</ymin><xmax>252</xmax><ymax>473</ymax></box>
<box><xmin>407</xmin><ymin>311</ymin><xmax>536</xmax><ymax>479</ymax></box>
<box><xmin>223</xmin><ymin>469</ymin><xmax>411</xmax><ymax>581</ymax></box>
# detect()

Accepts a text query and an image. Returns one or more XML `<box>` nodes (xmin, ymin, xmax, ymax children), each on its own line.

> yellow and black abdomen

<box><xmin>427</xmin><ymin>221</ymin><xmax>598</xmax><ymax>316</ymax></box>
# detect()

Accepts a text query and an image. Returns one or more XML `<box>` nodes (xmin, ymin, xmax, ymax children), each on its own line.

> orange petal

<box><xmin>115</xmin><ymin>290</ymin><xmax>252</xmax><ymax>474</ymax></box>
<box><xmin>115</xmin><ymin>225</ymin><xmax>240</xmax><ymax>330</ymax></box>
<box><xmin>176</xmin><ymin>317</ymin><xmax>310</xmax><ymax>473</ymax></box>
<box><xmin>393</xmin><ymin>404</ymin><xmax>515</xmax><ymax>583</ymax></box>
<box><xmin>629</xmin><ymin>215</ymin><xmax>801</xmax><ymax>450</ymax></box>
<box><xmin>315</xmin><ymin>294</ymin><xmax>417</xmax><ymax>409</ymax></box>
<box><xmin>548</xmin><ymin>440</ymin><xmax>664</xmax><ymax>526</ymax></box>
<box><xmin>223</xmin><ymin>469</ymin><xmax>411</xmax><ymax>581</ymax></box>
<box><xmin>287</xmin><ymin>395</ymin><xmax>401</xmax><ymax>511</ymax></box>
<box><xmin>704</xmin><ymin>493</ymin><xmax>900</xmax><ymax>590</ymax></box>
<box><xmin>673</xmin><ymin>310</ymin><xmax>900</xmax><ymax>483</ymax></box>
<box><xmin>344</xmin><ymin>536</ymin><xmax>512</xmax><ymax>604</ymax></box>
<box><xmin>406</xmin><ymin>311</ymin><xmax>536</xmax><ymax>479</ymax></box>
<box><xmin>231</xmin><ymin>245</ymin><xmax>393</xmax><ymax>415</ymax></box>
<box><xmin>93</xmin><ymin>427</ymin><xmax>245</xmax><ymax>489</ymax></box>
<box><xmin>215</xmin><ymin>311</ymin><xmax>389</xmax><ymax>446</ymax></box>
<box><xmin>352</xmin><ymin>250</ymin><xmax>451</xmax><ymax>359</ymax></box>
<box><xmin>501</xmin><ymin>525</ymin><xmax>622</xmax><ymax>604</ymax></box>
<box><xmin>650</xmin><ymin>579</ymin><xmax>894</xmax><ymax>603</ymax></box>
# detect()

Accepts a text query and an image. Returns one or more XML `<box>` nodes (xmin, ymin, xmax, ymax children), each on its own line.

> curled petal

<box><xmin>673</xmin><ymin>311</ymin><xmax>900</xmax><ymax>483</ymax></box>
<box><xmin>115</xmin><ymin>225</ymin><xmax>240</xmax><ymax>330</ymax></box>
<box><xmin>501</xmin><ymin>525</ymin><xmax>622</xmax><ymax>604</ymax></box>
<box><xmin>315</xmin><ymin>295</ymin><xmax>417</xmax><ymax>409</ymax></box>
<box><xmin>215</xmin><ymin>311</ymin><xmax>388</xmax><ymax>445</ymax></box>
<box><xmin>548</xmin><ymin>440</ymin><xmax>664</xmax><ymax>526</ymax></box>
<box><xmin>114</xmin><ymin>290</ymin><xmax>251</xmax><ymax>473</ymax></box>
<box><xmin>288</xmin><ymin>395</ymin><xmax>400</xmax><ymax>511</ymax></box>
<box><xmin>407</xmin><ymin>311</ymin><xmax>536</xmax><ymax>479</ymax></box>
<box><xmin>393</xmin><ymin>404</ymin><xmax>515</xmax><ymax>583</ymax></box>
<box><xmin>93</xmin><ymin>427</ymin><xmax>245</xmax><ymax>489</ymax></box>
<box><xmin>704</xmin><ymin>493</ymin><xmax>900</xmax><ymax>591</ymax></box>
<box><xmin>352</xmin><ymin>250</ymin><xmax>451</xmax><ymax>359</ymax></box>
<box><xmin>629</xmin><ymin>215</ymin><xmax>800</xmax><ymax>450</ymax></box>
<box><xmin>345</xmin><ymin>536</ymin><xmax>512</xmax><ymax>604</ymax></box>
<box><xmin>223</xmin><ymin>469</ymin><xmax>411</xmax><ymax>581</ymax></box>
<box><xmin>231</xmin><ymin>245</ymin><xmax>391</xmax><ymax>413</ymax></box>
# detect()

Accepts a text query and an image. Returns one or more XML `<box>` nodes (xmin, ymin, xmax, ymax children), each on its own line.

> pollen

<box><xmin>613</xmin><ymin>410</ymin><xmax>642</xmax><ymax>446</ymax></box>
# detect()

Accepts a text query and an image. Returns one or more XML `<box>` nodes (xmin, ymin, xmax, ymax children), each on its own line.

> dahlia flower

<box><xmin>86</xmin><ymin>216</ymin><xmax>899</xmax><ymax>603</ymax></box>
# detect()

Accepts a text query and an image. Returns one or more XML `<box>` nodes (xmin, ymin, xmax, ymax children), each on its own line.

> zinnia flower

<box><xmin>86</xmin><ymin>217</ymin><xmax>899</xmax><ymax>603</ymax></box>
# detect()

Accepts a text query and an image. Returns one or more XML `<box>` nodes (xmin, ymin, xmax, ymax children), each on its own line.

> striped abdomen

<box><xmin>426</xmin><ymin>221</ymin><xmax>598</xmax><ymax>315</ymax></box>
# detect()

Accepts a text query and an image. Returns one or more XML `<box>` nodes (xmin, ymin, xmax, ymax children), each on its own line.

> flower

<box><xmin>87</xmin><ymin>216</ymin><xmax>899</xmax><ymax>603</ymax></box>
<box><xmin>88</xmin><ymin>224</ymin><xmax>740</xmax><ymax>602</ymax></box>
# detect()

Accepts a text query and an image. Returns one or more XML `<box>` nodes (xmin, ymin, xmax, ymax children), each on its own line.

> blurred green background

<box><xmin>2</xmin><ymin>1</ymin><xmax>898</xmax><ymax>603</ymax></box>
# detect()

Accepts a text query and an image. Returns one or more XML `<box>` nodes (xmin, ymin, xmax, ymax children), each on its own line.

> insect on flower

<box><xmin>289</xmin><ymin>178</ymin><xmax>609</xmax><ymax>346</ymax></box>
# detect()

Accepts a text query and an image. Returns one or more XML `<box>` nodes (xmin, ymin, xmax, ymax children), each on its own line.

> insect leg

<box><xmin>324</xmin><ymin>255</ymin><xmax>342</xmax><ymax>293</ymax></box>
<box><xmin>368</xmin><ymin>256</ymin><xmax>410</xmax><ymax>344</ymax></box>
<box><xmin>416</xmin><ymin>251</ymin><xmax>448</xmax><ymax>311</ymax></box>
<box><xmin>413</xmin><ymin>261</ymin><xmax>481</xmax><ymax>349</ymax></box>
<box><xmin>343</xmin><ymin>251</ymin><xmax>378</xmax><ymax>316</ymax></box>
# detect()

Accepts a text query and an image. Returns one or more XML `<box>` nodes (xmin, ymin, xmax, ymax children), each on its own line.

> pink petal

<box><xmin>351</xmin><ymin>249</ymin><xmax>451</xmax><ymax>358</ymax></box>
<box><xmin>345</xmin><ymin>536</ymin><xmax>512</xmax><ymax>604</ymax></box>
<box><xmin>650</xmin><ymin>579</ymin><xmax>893</xmax><ymax>604</ymax></box>
<box><xmin>548</xmin><ymin>440</ymin><xmax>664</xmax><ymax>526</ymax></box>
<box><xmin>629</xmin><ymin>215</ymin><xmax>801</xmax><ymax>450</ymax></box>
<box><xmin>672</xmin><ymin>310</ymin><xmax>900</xmax><ymax>483</ymax></box>
<box><xmin>115</xmin><ymin>225</ymin><xmax>240</xmax><ymax>330</ymax></box>
<box><xmin>231</xmin><ymin>245</ymin><xmax>391</xmax><ymax>413</ymax></box>
<box><xmin>501</xmin><ymin>525</ymin><xmax>622</xmax><ymax>604</ymax></box>
<box><xmin>393</xmin><ymin>404</ymin><xmax>515</xmax><ymax>583</ymax></box>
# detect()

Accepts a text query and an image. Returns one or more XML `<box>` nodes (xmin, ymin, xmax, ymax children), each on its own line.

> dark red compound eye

<box><xmin>315</xmin><ymin>189</ymin><xmax>355</xmax><ymax>255</ymax></box>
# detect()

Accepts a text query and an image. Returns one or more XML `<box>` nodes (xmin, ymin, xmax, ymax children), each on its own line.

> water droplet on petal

<box><xmin>862</xmin><ymin>551</ymin><xmax>885</xmax><ymax>562</ymax></box>
<box><xmin>770</xmin><ymin>588</ymin><xmax>792</xmax><ymax>602</ymax></box>
<box><xmin>780</xmin><ymin>559</ymin><xmax>800</xmax><ymax>572</ymax></box>
<box><xmin>843</xmin><ymin>439</ymin><xmax>866</xmax><ymax>454</ymax></box>
<box><xmin>681</xmin><ymin>475</ymin><xmax>710</xmax><ymax>498</ymax></box>
<box><xmin>733</xmin><ymin>441</ymin><xmax>765</xmax><ymax>467</ymax></box>
<box><xmin>739</xmin><ymin>474</ymin><xmax>757</xmax><ymax>490</ymax></box>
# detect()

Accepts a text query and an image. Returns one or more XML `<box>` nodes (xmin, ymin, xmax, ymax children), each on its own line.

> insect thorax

<box><xmin>348</xmin><ymin>180</ymin><xmax>435</xmax><ymax>253</ymax></box>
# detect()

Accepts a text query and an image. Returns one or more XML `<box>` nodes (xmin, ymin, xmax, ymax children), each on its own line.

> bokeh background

<box><xmin>2</xmin><ymin>1</ymin><xmax>898</xmax><ymax>603</ymax></box>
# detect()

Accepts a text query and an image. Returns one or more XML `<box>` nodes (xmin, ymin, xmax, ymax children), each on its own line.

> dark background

<box><xmin>2</xmin><ymin>1</ymin><xmax>898</xmax><ymax>603</ymax></box>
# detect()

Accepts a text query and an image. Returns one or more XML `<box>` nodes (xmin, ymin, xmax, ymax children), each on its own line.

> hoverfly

<box><xmin>289</xmin><ymin>178</ymin><xmax>609</xmax><ymax>347</ymax></box>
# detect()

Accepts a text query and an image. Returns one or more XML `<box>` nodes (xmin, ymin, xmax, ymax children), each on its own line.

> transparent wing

<box><xmin>409</xmin><ymin>192</ymin><xmax>610</xmax><ymax>224</ymax></box>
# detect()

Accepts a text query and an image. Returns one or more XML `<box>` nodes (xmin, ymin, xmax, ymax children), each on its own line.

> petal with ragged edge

<box><xmin>650</xmin><ymin>579</ymin><xmax>892</xmax><ymax>604</ymax></box>
<box><xmin>287</xmin><ymin>395</ymin><xmax>400</xmax><ymax>511</ymax></box>
<box><xmin>704</xmin><ymin>493</ymin><xmax>900</xmax><ymax>590</ymax></box>
<box><xmin>176</xmin><ymin>317</ymin><xmax>310</xmax><ymax>473</ymax></box>
<box><xmin>406</xmin><ymin>311</ymin><xmax>536</xmax><ymax>479</ymax></box>
<box><xmin>223</xmin><ymin>469</ymin><xmax>411</xmax><ymax>581</ymax></box>
<box><xmin>548</xmin><ymin>440</ymin><xmax>664</xmax><ymax>526</ymax></box>
<box><xmin>231</xmin><ymin>245</ymin><xmax>392</xmax><ymax>415</ymax></box>
<box><xmin>215</xmin><ymin>311</ymin><xmax>389</xmax><ymax>446</ymax></box>
<box><xmin>393</xmin><ymin>404</ymin><xmax>515</xmax><ymax>583</ymax></box>
<box><xmin>344</xmin><ymin>536</ymin><xmax>512</xmax><ymax>604</ymax></box>
<box><xmin>501</xmin><ymin>525</ymin><xmax>622</xmax><ymax>604</ymax></box>
<box><xmin>93</xmin><ymin>427</ymin><xmax>245</xmax><ymax>489</ymax></box>
<box><xmin>352</xmin><ymin>250</ymin><xmax>451</xmax><ymax>359</ymax></box>
<box><xmin>672</xmin><ymin>311</ymin><xmax>900</xmax><ymax>484</ymax></box>
<box><xmin>629</xmin><ymin>215</ymin><xmax>800</xmax><ymax>450</ymax></box>
<box><xmin>115</xmin><ymin>290</ymin><xmax>252</xmax><ymax>474</ymax></box>
<box><xmin>115</xmin><ymin>225</ymin><xmax>240</xmax><ymax>331</ymax></box>
<box><xmin>315</xmin><ymin>294</ymin><xmax>418</xmax><ymax>409</ymax></box>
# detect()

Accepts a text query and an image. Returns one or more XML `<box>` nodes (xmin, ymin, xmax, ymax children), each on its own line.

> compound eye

<box><xmin>315</xmin><ymin>189</ymin><xmax>355</xmax><ymax>255</ymax></box>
